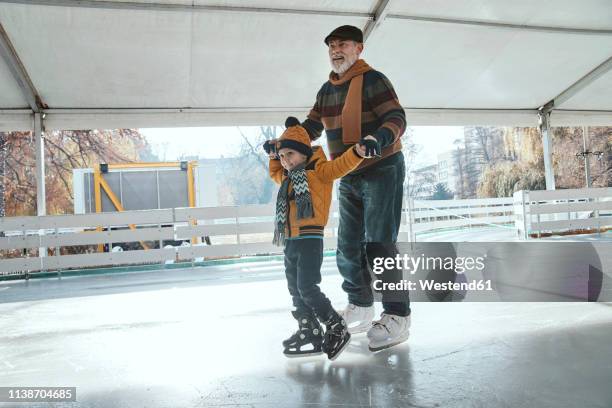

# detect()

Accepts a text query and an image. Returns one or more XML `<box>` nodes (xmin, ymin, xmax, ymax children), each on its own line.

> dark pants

<box><xmin>336</xmin><ymin>152</ymin><xmax>411</xmax><ymax>317</ymax></box>
<box><xmin>284</xmin><ymin>238</ymin><xmax>334</xmax><ymax>321</ymax></box>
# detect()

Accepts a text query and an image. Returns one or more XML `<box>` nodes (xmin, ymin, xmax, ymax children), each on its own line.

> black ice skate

<box><xmin>283</xmin><ymin>311</ymin><xmax>324</xmax><ymax>358</ymax></box>
<box><xmin>322</xmin><ymin>313</ymin><xmax>351</xmax><ymax>361</ymax></box>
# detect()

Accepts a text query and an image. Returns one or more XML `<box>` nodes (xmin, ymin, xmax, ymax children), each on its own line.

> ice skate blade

<box><xmin>368</xmin><ymin>334</ymin><xmax>409</xmax><ymax>353</ymax></box>
<box><xmin>328</xmin><ymin>335</ymin><xmax>351</xmax><ymax>361</ymax></box>
<box><xmin>283</xmin><ymin>351</ymin><xmax>324</xmax><ymax>359</ymax></box>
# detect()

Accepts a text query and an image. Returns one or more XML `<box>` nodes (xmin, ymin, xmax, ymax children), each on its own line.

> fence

<box><xmin>514</xmin><ymin>187</ymin><xmax>612</xmax><ymax>239</ymax></box>
<box><xmin>0</xmin><ymin>194</ymin><xmax>581</xmax><ymax>276</ymax></box>
<box><xmin>410</xmin><ymin>197</ymin><xmax>514</xmax><ymax>238</ymax></box>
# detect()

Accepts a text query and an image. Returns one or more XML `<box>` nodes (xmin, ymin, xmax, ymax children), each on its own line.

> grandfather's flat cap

<box><xmin>324</xmin><ymin>25</ymin><xmax>363</xmax><ymax>45</ymax></box>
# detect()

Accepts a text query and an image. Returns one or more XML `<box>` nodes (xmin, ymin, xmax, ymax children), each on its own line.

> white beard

<box><xmin>331</xmin><ymin>53</ymin><xmax>358</xmax><ymax>75</ymax></box>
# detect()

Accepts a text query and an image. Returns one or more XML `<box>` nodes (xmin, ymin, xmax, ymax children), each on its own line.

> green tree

<box><xmin>431</xmin><ymin>183</ymin><xmax>453</xmax><ymax>200</ymax></box>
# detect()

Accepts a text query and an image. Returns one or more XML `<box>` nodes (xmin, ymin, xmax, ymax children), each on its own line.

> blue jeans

<box><xmin>336</xmin><ymin>152</ymin><xmax>410</xmax><ymax>317</ymax></box>
<box><xmin>284</xmin><ymin>238</ymin><xmax>335</xmax><ymax>320</ymax></box>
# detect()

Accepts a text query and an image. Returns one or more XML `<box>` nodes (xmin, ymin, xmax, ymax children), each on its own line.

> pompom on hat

<box><xmin>277</xmin><ymin>117</ymin><xmax>313</xmax><ymax>158</ymax></box>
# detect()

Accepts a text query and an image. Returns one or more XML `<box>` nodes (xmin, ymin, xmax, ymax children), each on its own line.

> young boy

<box><xmin>264</xmin><ymin>117</ymin><xmax>365</xmax><ymax>360</ymax></box>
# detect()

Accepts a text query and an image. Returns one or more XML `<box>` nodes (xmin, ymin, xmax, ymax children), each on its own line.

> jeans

<box><xmin>336</xmin><ymin>152</ymin><xmax>410</xmax><ymax>317</ymax></box>
<box><xmin>284</xmin><ymin>238</ymin><xmax>334</xmax><ymax>320</ymax></box>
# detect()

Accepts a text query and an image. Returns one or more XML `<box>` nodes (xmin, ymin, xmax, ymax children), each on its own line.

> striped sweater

<box><xmin>302</xmin><ymin>68</ymin><xmax>406</xmax><ymax>172</ymax></box>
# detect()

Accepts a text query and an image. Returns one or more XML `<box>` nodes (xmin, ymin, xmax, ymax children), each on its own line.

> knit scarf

<box><xmin>273</xmin><ymin>164</ymin><xmax>314</xmax><ymax>246</ymax></box>
<box><xmin>329</xmin><ymin>59</ymin><xmax>373</xmax><ymax>144</ymax></box>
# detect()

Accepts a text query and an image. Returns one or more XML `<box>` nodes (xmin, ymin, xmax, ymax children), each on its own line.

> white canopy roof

<box><xmin>0</xmin><ymin>0</ymin><xmax>611</xmax><ymax>131</ymax></box>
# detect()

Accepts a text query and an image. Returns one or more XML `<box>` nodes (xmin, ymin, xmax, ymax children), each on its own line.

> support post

<box><xmin>34</xmin><ymin>113</ymin><xmax>46</xmax><ymax>216</ymax></box>
<box><xmin>34</xmin><ymin>113</ymin><xmax>47</xmax><ymax>260</ymax></box>
<box><xmin>538</xmin><ymin>109</ymin><xmax>556</xmax><ymax>190</ymax></box>
<box><xmin>582</xmin><ymin>126</ymin><xmax>591</xmax><ymax>188</ymax></box>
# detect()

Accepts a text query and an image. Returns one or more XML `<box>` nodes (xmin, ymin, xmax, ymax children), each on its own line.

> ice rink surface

<box><xmin>1</xmin><ymin>230</ymin><xmax>612</xmax><ymax>407</ymax></box>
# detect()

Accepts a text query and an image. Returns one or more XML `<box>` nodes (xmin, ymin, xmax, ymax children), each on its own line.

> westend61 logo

<box><xmin>370</xmin><ymin>252</ymin><xmax>492</xmax><ymax>294</ymax></box>
<box><xmin>368</xmin><ymin>242</ymin><xmax>607</xmax><ymax>302</ymax></box>
<box><xmin>372</xmin><ymin>254</ymin><xmax>486</xmax><ymax>275</ymax></box>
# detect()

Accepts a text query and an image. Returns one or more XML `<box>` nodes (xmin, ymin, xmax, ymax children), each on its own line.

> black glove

<box><xmin>360</xmin><ymin>137</ymin><xmax>381</xmax><ymax>158</ymax></box>
<box><xmin>263</xmin><ymin>140</ymin><xmax>276</xmax><ymax>155</ymax></box>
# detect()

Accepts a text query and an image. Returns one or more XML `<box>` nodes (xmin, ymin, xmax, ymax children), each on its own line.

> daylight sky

<box><xmin>140</xmin><ymin>126</ymin><xmax>463</xmax><ymax>168</ymax></box>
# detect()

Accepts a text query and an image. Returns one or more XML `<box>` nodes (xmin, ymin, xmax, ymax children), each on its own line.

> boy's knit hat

<box><xmin>277</xmin><ymin>117</ymin><xmax>313</xmax><ymax>158</ymax></box>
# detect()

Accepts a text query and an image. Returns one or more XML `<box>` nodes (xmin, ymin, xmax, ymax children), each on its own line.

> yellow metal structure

<box><xmin>107</xmin><ymin>162</ymin><xmax>184</xmax><ymax>169</ymax></box>
<box><xmin>93</xmin><ymin>161</ymin><xmax>198</xmax><ymax>252</ymax></box>
<box><xmin>93</xmin><ymin>167</ymin><xmax>104</xmax><ymax>252</ymax></box>
<box><xmin>186</xmin><ymin>161</ymin><xmax>197</xmax><ymax>245</ymax></box>
<box><xmin>187</xmin><ymin>161</ymin><xmax>195</xmax><ymax>208</ymax></box>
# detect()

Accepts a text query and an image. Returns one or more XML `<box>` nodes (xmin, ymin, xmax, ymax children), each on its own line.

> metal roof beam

<box><xmin>4</xmin><ymin>0</ymin><xmax>611</xmax><ymax>35</ymax></box>
<box><xmin>0</xmin><ymin>0</ymin><xmax>372</xmax><ymax>18</ymax></box>
<box><xmin>0</xmin><ymin>22</ymin><xmax>45</xmax><ymax>112</ymax></box>
<box><xmin>363</xmin><ymin>0</ymin><xmax>391</xmax><ymax>42</ymax></box>
<box><xmin>544</xmin><ymin>56</ymin><xmax>612</xmax><ymax>111</ymax></box>
<box><xmin>386</xmin><ymin>14</ymin><xmax>612</xmax><ymax>36</ymax></box>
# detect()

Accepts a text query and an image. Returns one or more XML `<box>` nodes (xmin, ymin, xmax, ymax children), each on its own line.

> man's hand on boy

<box><xmin>360</xmin><ymin>136</ymin><xmax>381</xmax><ymax>158</ymax></box>
<box><xmin>263</xmin><ymin>139</ymin><xmax>278</xmax><ymax>159</ymax></box>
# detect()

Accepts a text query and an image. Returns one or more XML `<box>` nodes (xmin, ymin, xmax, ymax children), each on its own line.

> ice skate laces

<box><xmin>328</xmin><ymin>322</ymin><xmax>341</xmax><ymax>336</ymax></box>
<box><xmin>372</xmin><ymin>314</ymin><xmax>399</xmax><ymax>334</ymax></box>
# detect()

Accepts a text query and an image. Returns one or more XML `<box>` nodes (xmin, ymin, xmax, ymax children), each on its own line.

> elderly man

<box><xmin>301</xmin><ymin>25</ymin><xmax>411</xmax><ymax>352</ymax></box>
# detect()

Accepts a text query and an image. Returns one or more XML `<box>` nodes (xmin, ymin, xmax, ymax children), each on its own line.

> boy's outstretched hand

<box><xmin>263</xmin><ymin>139</ymin><xmax>278</xmax><ymax>159</ymax></box>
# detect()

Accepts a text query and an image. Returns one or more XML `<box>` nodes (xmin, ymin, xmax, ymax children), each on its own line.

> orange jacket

<box><xmin>270</xmin><ymin>146</ymin><xmax>364</xmax><ymax>238</ymax></box>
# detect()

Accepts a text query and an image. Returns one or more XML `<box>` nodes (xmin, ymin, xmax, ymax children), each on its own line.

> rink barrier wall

<box><xmin>2</xmin><ymin>189</ymin><xmax>609</xmax><ymax>276</ymax></box>
<box><xmin>513</xmin><ymin>187</ymin><xmax>612</xmax><ymax>239</ymax></box>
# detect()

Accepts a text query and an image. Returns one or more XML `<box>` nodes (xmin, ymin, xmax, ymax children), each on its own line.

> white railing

<box><xmin>514</xmin><ymin>187</ymin><xmax>612</xmax><ymax>239</ymax></box>
<box><xmin>409</xmin><ymin>197</ymin><xmax>514</xmax><ymax>238</ymax></box>
<box><xmin>0</xmin><ymin>196</ymin><xmax>529</xmax><ymax>275</ymax></box>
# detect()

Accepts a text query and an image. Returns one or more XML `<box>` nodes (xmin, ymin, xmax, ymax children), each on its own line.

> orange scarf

<box><xmin>329</xmin><ymin>59</ymin><xmax>373</xmax><ymax>144</ymax></box>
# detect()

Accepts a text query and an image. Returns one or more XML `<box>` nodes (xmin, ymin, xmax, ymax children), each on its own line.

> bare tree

<box><xmin>452</xmin><ymin>141</ymin><xmax>468</xmax><ymax>198</ymax></box>
<box><xmin>219</xmin><ymin>126</ymin><xmax>282</xmax><ymax>205</ymax></box>
<box><xmin>409</xmin><ymin>165</ymin><xmax>437</xmax><ymax>199</ymax></box>
<box><xmin>0</xmin><ymin>132</ymin><xmax>6</xmax><ymax>225</ymax></box>
<box><xmin>2</xmin><ymin>129</ymin><xmax>150</xmax><ymax>216</ymax></box>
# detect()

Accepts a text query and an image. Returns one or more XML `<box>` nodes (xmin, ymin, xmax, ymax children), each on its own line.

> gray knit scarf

<box><xmin>273</xmin><ymin>164</ymin><xmax>314</xmax><ymax>246</ymax></box>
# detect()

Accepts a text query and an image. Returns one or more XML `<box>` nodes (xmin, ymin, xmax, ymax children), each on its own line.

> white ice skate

<box><xmin>338</xmin><ymin>303</ymin><xmax>375</xmax><ymax>334</ymax></box>
<box><xmin>367</xmin><ymin>313</ymin><xmax>410</xmax><ymax>352</ymax></box>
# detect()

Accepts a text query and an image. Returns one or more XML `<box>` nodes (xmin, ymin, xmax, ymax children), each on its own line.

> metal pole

<box><xmin>363</xmin><ymin>0</ymin><xmax>391</xmax><ymax>42</ymax></box>
<box><xmin>583</xmin><ymin>126</ymin><xmax>591</xmax><ymax>188</ymax></box>
<box><xmin>156</xmin><ymin>170</ymin><xmax>163</xmax><ymax>249</ymax></box>
<box><xmin>34</xmin><ymin>113</ymin><xmax>46</xmax><ymax>216</ymax></box>
<box><xmin>521</xmin><ymin>190</ymin><xmax>529</xmax><ymax>240</ymax></box>
<box><xmin>538</xmin><ymin>109</ymin><xmax>556</xmax><ymax>190</ymax></box>
<box><xmin>408</xmin><ymin>197</ymin><xmax>415</xmax><ymax>242</ymax></box>
<box><xmin>34</xmin><ymin>113</ymin><xmax>46</xmax><ymax>260</ymax></box>
<box><xmin>0</xmin><ymin>23</ymin><xmax>45</xmax><ymax>112</ymax></box>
